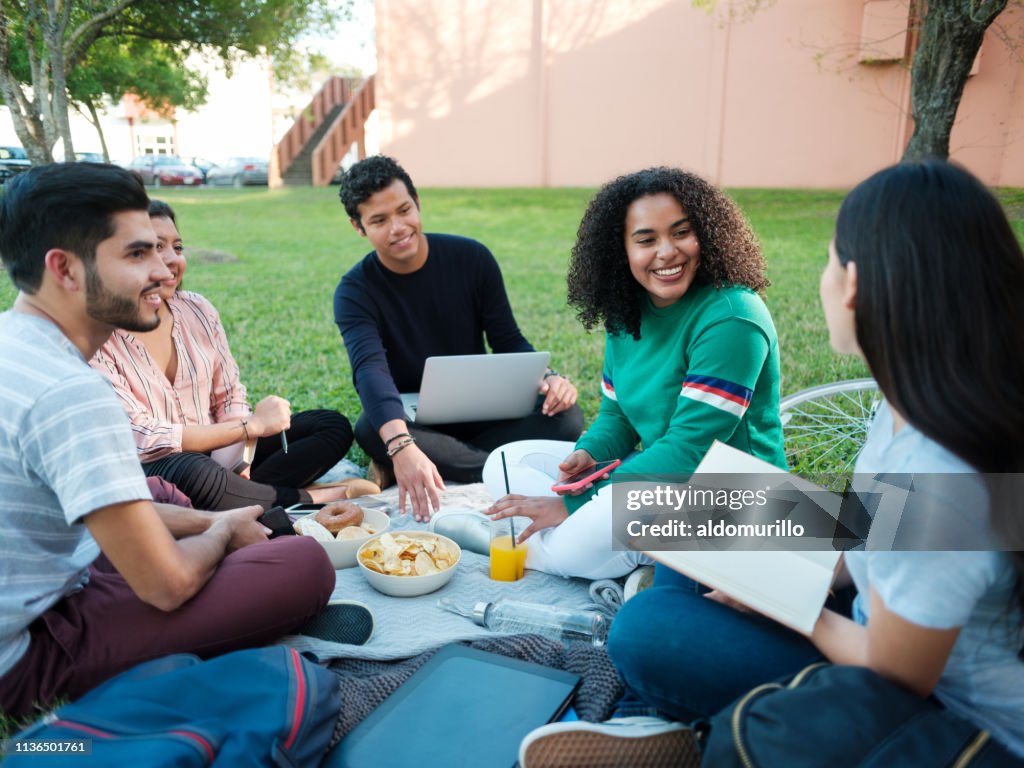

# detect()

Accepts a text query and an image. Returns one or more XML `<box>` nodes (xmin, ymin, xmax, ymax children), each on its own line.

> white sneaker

<box><xmin>518</xmin><ymin>716</ymin><xmax>698</xmax><ymax>768</ymax></box>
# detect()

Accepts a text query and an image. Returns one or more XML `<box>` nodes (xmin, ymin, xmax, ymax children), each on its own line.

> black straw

<box><xmin>501</xmin><ymin>451</ymin><xmax>516</xmax><ymax>548</ymax></box>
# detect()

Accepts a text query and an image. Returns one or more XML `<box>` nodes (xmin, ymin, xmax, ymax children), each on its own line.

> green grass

<box><xmin>0</xmin><ymin>186</ymin><xmax>1022</xmax><ymax>737</ymax></box>
<box><xmin>2</xmin><ymin>184</ymin><xmax>1022</xmax><ymax>439</ymax></box>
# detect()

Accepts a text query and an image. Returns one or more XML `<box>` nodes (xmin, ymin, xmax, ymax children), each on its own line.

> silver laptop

<box><xmin>401</xmin><ymin>352</ymin><xmax>550</xmax><ymax>425</ymax></box>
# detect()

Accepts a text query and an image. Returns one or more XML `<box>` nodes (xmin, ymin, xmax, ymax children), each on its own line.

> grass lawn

<box><xmin>0</xmin><ymin>185</ymin><xmax>1022</xmax><ymax>736</ymax></box>
<box><xmin>3</xmin><ymin>184</ymin><xmax>1024</xmax><ymax>460</ymax></box>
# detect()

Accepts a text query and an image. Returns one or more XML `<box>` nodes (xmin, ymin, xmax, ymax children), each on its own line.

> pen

<box><xmin>280</xmin><ymin>431</ymin><xmax>288</xmax><ymax>454</ymax></box>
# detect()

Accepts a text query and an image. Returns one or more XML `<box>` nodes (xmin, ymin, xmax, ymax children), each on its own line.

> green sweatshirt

<box><xmin>567</xmin><ymin>282</ymin><xmax>787</xmax><ymax>513</ymax></box>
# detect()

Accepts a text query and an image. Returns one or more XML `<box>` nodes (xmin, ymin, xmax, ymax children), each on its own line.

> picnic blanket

<box><xmin>280</xmin><ymin>483</ymin><xmax>625</xmax><ymax>736</ymax></box>
<box><xmin>283</xmin><ymin>484</ymin><xmax>606</xmax><ymax>662</ymax></box>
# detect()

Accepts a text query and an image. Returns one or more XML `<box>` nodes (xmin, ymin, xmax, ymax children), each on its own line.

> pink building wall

<box><xmin>375</xmin><ymin>0</ymin><xmax>1024</xmax><ymax>188</ymax></box>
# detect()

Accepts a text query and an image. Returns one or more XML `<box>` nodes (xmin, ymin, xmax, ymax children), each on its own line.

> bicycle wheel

<box><xmin>780</xmin><ymin>378</ymin><xmax>879</xmax><ymax>486</ymax></box>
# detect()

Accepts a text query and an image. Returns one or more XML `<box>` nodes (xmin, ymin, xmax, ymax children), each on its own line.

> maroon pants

<box><xmin>0</xmin><ymin>536</ymin><xmax>335</xmax><ymax>719</ymax></box>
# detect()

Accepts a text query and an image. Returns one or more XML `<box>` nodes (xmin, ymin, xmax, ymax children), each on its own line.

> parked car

<box><xmin>205</xmin><ymin>157</ymin><xmax>269</xmax><ymax>187</ymax></box>
<box><xmin>127</xmin><ymin>155</ymin><xmax>203</xmax><ymax>187</ymax></box>
<box><xmin>182</xmin><ymin>156</ymin><xmax>218</xmax><ymax>183</ymax></box>
<box><xmin>75</xmin><ymin>152</ymin><xmax>106</xmax><ymax>163</ymax></box>
<box><xmin>0</xmin><ymin>146</ymin><xmax>31</xmax><ymax>184</ymax></box>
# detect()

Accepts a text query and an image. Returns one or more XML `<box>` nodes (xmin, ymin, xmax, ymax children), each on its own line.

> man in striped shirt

<box><xmin>0</xmin><ymin>164</ymin><xmax>334</xmax><ymax>718</ymax></box>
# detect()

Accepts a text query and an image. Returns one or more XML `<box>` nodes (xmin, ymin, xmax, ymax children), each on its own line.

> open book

<box><xmin>210</xmin><ymin>438</ymin><xmax>258</xmax><ymax>474</ymax></box>
<box><xmin>643</xmin><ymin>441</ymin><xmax>840</xmax><ymax>635</ymax></box>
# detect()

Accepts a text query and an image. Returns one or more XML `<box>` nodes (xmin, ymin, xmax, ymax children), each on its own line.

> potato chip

<box><xmin>358</xmin><ymin>532</ymin><xmax>458</xmax><ymax>577</ymax></box>
<box><xmin>414</xmin><ymin>551</ymin><xmax>438</xmax><ymax>575</ymax></box>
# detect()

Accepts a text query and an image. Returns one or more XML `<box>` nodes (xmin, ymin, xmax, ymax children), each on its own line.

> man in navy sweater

<box><xmin>334</xmin><ymin>156</ymin><xmax>583</xmax><ymax>521</ymax></box>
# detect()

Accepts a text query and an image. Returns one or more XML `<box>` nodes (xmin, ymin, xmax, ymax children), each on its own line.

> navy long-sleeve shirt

<box><xmin>334</xmin><ymin>233</ymin><xmax>534</xmax><ymax>430</ymax></box>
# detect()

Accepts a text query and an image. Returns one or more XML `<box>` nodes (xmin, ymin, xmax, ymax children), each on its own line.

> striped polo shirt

<box><xmin>0</xmin><ymin>312</ymin><xmax>151</xmax><ymax>678</ymax></box>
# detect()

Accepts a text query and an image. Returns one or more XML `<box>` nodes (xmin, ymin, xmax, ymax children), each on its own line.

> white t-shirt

<box><xmin>0</xmin><ymin>312</ymin><xmax>152</xmax><ymax>678</ymax></box>
<box><xmin>845</xmin><ymin>400</ymin><xmax>1024</xmax><ymax>757</ymax></box>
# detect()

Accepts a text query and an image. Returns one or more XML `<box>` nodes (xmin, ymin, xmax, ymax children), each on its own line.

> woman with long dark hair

<box><xmin>518</xmin><ymin>160</ymin><xmax>1024</xmax><ymax>766</ymax></box>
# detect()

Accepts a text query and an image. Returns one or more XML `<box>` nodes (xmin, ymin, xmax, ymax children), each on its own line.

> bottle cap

<box><xmin>472</xmin><ymin>601</ymin><xmax>490</xmax><ymax>626</ymax></box>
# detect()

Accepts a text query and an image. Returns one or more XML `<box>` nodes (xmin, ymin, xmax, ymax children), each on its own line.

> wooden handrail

<box><xmin>310</xmin><ymin>75</ymin><xmax>376</xmax><ymax>187</ymax></box>
<box><xmin>273</xmin><ymin>76</ymin><xmax>354</xmax><ymax>181</ymax></box>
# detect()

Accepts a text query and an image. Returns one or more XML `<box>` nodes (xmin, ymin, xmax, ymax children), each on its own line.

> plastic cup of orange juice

<box><xmin>489</xmin><ymin>522</ymin><xmax>527</xmax><ymax>581</ymax></box>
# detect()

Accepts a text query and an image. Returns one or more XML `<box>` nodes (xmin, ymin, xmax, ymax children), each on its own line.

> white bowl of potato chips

<box><xmin>357</xmin><ymin>531</ymin><xmax>461</xmax><ymax>597</ymax></box>
<box><xmin>294</xmin><ymin>506</ymin><xmax>390</xmax><ymax>569</ymax></box>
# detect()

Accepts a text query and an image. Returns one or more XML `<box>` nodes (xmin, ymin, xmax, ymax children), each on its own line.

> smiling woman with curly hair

<box><xmin>568</xmin><ymin>166</ymin><xmax>768</xmax><ymax>339</ymax></box>
<box><xmin>486</xmin><ymin>167</ymin><xmax>786</xmax><ymax>579</ymax></box>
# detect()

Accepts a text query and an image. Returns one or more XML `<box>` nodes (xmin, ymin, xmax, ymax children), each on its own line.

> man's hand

<box><xmin>487</xmin><ymin>494</ymin><xmax>568</xmax><ymax>544</ymax></box>
<box><xmin>249</xmin><ymin>395</ymin><xmax>291</xmax><ymax>437</ymax></box>
<box><xmin>216</xmin><ymin>505</ymin><xmax>271</xmax><ymax>550</ymax></box>
<box><xmin>539</xmin><ymin>374</ymin><xmax>577</xmax><ymax>416</ymax></box>
<box><xmin>392</xmin><ymin>443</ymin><xmax>445</xmax><ymax>522</ymax></box>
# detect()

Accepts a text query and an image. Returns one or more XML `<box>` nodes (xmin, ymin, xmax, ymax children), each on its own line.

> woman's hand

<box><xmin>487</xmin><ymin>495</ymin><xmax>568</xmax><ymax>544</ymax></box>
<box><xmin>552</xmin><ymin>449</ymin><xmax>601</xmax><ymax>496</ymax></box>
<box><xmin>248</xmin><ymin>395</ymin><xmax>291</xmax><ymax>437</ymax></box>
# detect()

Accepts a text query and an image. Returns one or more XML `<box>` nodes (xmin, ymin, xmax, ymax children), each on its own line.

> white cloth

<box><xmin>484</xmin><ymin>440</ymin><xmax>652</xmax><ymax>580</ymax></box>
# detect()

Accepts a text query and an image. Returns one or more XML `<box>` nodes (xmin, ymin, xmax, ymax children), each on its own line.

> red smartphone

<box><xmin>550</xmin><ymin>458</ymin><xmax>622</xmax><ymax>493</ymax></box>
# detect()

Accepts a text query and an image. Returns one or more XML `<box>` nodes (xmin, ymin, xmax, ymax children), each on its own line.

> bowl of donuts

<box><xmin>293</xmin><ymin>502</ymin><xmax>390</xmax><ymax>569</ymax></box>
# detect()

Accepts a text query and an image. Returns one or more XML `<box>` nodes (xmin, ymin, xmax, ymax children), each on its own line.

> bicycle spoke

<box><xmin>782</xmin><ymin>380</ymin><xmax>878</xmax><ymax>481</ymax></box>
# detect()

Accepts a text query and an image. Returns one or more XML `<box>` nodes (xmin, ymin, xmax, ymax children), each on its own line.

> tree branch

<box><xmin>64</xmin><ymin>0</ymin><xmax>138</xmax><ymax>67</ymax></box>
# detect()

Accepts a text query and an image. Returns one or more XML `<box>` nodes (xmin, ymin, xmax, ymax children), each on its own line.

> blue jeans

<box><xmin>607</xmin><ymin>565</ymin><xmax>824</xmax><ymax>722</ymax></box>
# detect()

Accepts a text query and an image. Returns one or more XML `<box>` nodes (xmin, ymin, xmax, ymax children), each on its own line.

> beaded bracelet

<box><xmin>386</xmin><ymin>437</ymin><xmax>417</xmax><ymax>458</ymax></box>
<box><xmin>384</xmin><ymin>432</ymin><xmax>412</xmax><ymax>448</ymax></box>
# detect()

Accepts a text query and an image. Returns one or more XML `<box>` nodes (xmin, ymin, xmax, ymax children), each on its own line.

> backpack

<box><xmin>7</xmin><ymin>646</ymin><xmax>341</xmax><ymax>767</ymax></box>
<box><xmin>702</xmin><ymin>662</ymin><xmax>1023</xmax><ymax>767</ymax></box>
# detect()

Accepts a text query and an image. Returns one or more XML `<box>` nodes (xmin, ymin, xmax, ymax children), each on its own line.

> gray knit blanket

<box><xmin>326</xmin><ymin>634</ymin><xmax>624</xmax><ymax>746</ymax></box>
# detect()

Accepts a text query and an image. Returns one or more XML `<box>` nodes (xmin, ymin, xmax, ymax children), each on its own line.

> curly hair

<box><xmin>338</xmin><ymin>155</ymin><xmax>418</xmax><ymax>229</ymax></box>
<box><xmin>567</xmin><ymin>167</ymin><xmax>768</xmax><ymax>339</ymax></box>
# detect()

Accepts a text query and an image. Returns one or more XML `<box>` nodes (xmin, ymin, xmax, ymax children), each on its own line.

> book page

<box><xmin>645</xmin><ymin>550</ymin><xmax>837</xmax><ymax>635</ymax></box>
<box><xmin>641</xmin><ymin>441</ymin><xmax>840</xmax><ymax>635</ymax></box>
<box><xmin>210</xmin><ymin>438</ymin><xmax>257</xmax><ymax>474</ymax></box>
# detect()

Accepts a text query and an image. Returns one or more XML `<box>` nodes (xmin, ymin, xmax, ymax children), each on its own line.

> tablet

<box><xmin>323</xmin><ymin>644</ymin><xmax>580</xmax><ymax>768</ymax></box>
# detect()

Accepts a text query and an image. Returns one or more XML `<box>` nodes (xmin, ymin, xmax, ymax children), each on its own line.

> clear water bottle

<box><xmin>471</xmin><ymin>599</ymin><xmax>609</xmax><ymax>647</ymax></box>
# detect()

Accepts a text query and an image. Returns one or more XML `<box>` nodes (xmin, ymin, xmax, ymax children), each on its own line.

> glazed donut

<box><xmin>315</xmin><ymin>501</ymin><xmax>364</xmax><ymax>533</ymax></box>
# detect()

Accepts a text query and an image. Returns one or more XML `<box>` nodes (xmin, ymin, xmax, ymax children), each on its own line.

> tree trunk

<box><xmin>903</xmin><ymin>0</ymin><xmax>1008</xmax><ymax>161</ymax></box>
<box><xmin>44</xmin><ymin>0</ymin><xmax>75</xmax><ymax>159</ymax></box>
<box><xmin>0</xmin><ymin>4</ymin><xmax>53</xmax><ymax>162</ymax></box>
<box><xmin>0</xmin><ymin>72</ymin><xmax>52</xmax><ymax>163</ymax></box>
<box><xmin>86</xmin><ymin>100</ymin><xmax>112</xmax><ymax>162</ymax></box>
